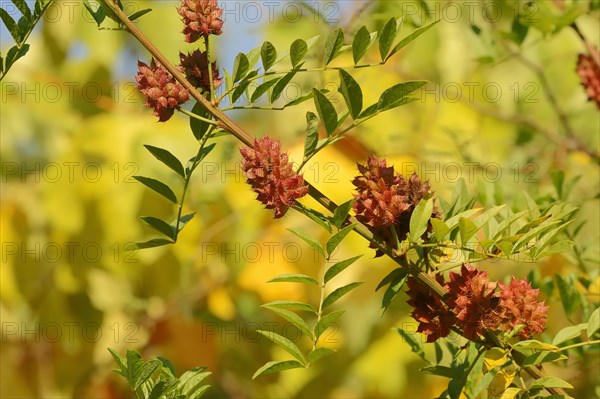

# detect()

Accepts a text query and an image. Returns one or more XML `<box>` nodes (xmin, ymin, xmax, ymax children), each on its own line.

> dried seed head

<box><xmin>577</xmin><ymin>46</ymin><xmax>600</xmax><ymax>109</ymax></box>
<box><xmin>497</xmin><ymin>277</ymin><xmax>548</xmax><ymax>339</ymax></box>
<box><xmin>406</xmin><ymin>275</ymin><xmax>454</xmax><ymax>342</ymax></box>
<box><xmin>240</xmin><ymin>136</ymin><xmax>308</xmax><ymax>218</ymax></box>
<box><xmin>135</xmin><ymin>59</ymin><xmax>189</xmax><ymax>122</ymax></box>
<box><xmin>445</xmin><ymin>264</ymin><xmax>501</xmax><ymax>340</ymax></box>
<box><xmin>352</xmin><ymin>155</ymin><xmax>437</xmax><ymax>255</ymax></box>
<box><xmin>177</xmin><ymin>0</ymin><xmax>224</xmax><ymax>42</ymax></box>
<box><xmin>178</xmin><ymin>50</ymin><xmax>222</xmax><ymax>93</ymax></box>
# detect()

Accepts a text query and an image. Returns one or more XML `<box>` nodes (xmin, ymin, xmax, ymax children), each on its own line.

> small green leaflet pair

<box><xmin>83</xmin><ymin>0</ymin><xmax>151</xmax><ymax>28</ymax></box>
<box><xmin>0</xmin><ymin>0</ymin><xmax>53</xmax><ymax>81</ymax></box>
<box><xmin>253</xmin><ymin>200</ymin><xmax>363</xmax><ymax>378</ymax></box>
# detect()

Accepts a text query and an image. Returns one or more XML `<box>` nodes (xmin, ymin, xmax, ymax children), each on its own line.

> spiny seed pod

<box><xmin>352</xmin><ymin>155</ymin><xmax>437</xmax><ymax>256</ymax></box>
<box><xmin>135</xmin><ymin>59</ymin><xmax>189</xmax><ymax>122</ymax></box>
<box><xmin>405</xmin><ymin>264</ymin><xmax>548</xmax><ymax>342</ymax></box>
<box><xmin>445</xmin><ymin>264</ymin><xmax>501</xmax><ymax>340</ymax></box>
<box><xmin>177</xmin><ymin>0</ymin><xmax>224</xmax><ymax>43</ymax></box>
<box><xmin>240</xmin><ymin>136</ymin><xmax>308</xmax><ymax>218</ymax></box>
<box><xmin>577</xmin><ymin>46</ymin><xmax>600</xmax><ymax>109</ymax></box>
<box><xmin>406</xmin><ymin>275</ymin><xmax>454</xmax><ymax>342</ymax></box>
<box><xmin>498</xmin><ymin>277</ymin><xmax>548</xmax><ymax>339</ymax></box>
<box><xmin>178</xmin><ymin>50</ymin><xmax>222</xmax><ymax>93</ymax></box>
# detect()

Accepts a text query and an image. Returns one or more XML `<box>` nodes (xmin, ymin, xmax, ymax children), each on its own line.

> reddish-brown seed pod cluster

<box><xmin>352</xmin><ymin>155</ymin><xmax>437</xmax><ymax>256</ymax></box>
<box><xmin>177</xmin><ymin>0</ymin><xmax>224</xmax><ymax>43</ymax></box>
<box><xmin>178</xmin><ymin>50</ymin><xmax>222</xmax><ymax>93</ymax></box>
<box><xmin>240</xmin><ymin>137</ymin><xmax>309</xmax><ymax>218</ymax></box>
<box><xmin>577</xmin><ymin>46</ymin><xmax>600</xmax><ymax>109</ymax></box>
<box><xmin>135</xmin><ymin>59</ymin><xmax>190</xmax><ymax>122</ymax></box>
<box><xmin>406</xmin><ymin>264</ymin><xmax>548</xmax><ymax>342</ymax></box>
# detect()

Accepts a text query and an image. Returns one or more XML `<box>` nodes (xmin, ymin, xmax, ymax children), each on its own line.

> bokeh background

<box><xmin>1</xmin><ymin>0</ymin><xmax>599</xmax><ymax>398</ymax></box>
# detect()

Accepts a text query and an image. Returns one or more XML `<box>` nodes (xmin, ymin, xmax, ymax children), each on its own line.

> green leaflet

<box><xmin>253</xmin><ymin>360</ymin><xmax>304</xmax><ymax>379</ymax></box>
<box><xmin>256</xmin><ymin>330</ymin><xmax>305</xmax><ymax>363</ymax></box>
<box><xmin>312</xmin><ymin>88</ymin><xmax>338</xmax><ymax>135</ymax></box>
<box><xmin>339</xmin><ymin>69</ymin><xmax>363</xmax><ymax>119</ymax></box>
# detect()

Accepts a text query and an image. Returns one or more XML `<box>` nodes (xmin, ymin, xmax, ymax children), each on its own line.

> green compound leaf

<box><xmin>232</xmin><ymin>70</ymin><xmax>258</xmax><ymax>103</ymax></box>
<box><xmin>308</xmin><ymin>347</ymin><xmax>336</xmax><ymax>364</ymax></box>
<box><xmin>143</xmin><ymin>145</ymin><xmax>185</xmax><ymax>178</ymax></box>
<box><xmin>128</xmin><ymin>8</ymin><xmax>151</xmax><ymax>21</ymax></box>
<box><xmin>326</xmin><ymin>223</ymin><xmax>356</xmax><ymax>256</ymax></box>
<box><xmin>324</xmin><ymin>255</ymin><xmax>361</xmax><ymax>284</ymax></box>
<box><xmin>256</xmin><ymin>330</ymin><xmax>305</xmax><ymax>364</ymax></box>
<box><xmin>332</xmin><ymin>199</ymin><xmax>354</xmax><ymax>228</ymax></box>
<box><xmin>290</xmin><ymin>38</ymin><xmax>307</xmax><ymax>69</ymax></box>
<box><xmin>430</xmin><ymin>218</ymin><xmax>450</xmax><ymax>241</ymax></box>
<box><xmin>177</xmin><ymin>367</ymin><xmax>211</xmax><ymax>398</ymax></box>
<box><xmin>380</xmin><ymin>269</ymin><xmax>409</xmax><ymax>314</ymax></box>
<box><xmin>4</xmin><ymin>43</ymin><xmax>30</xmax><ymax>72</ymax></box>
<box><xmin>288</xmin><ymin>227</ymin><xmax>325</xmax><ymax>259</ymax></box>
<box><xmin>421</xmin><ymin>365</ymin><xmax>463</xmax><ymax>379</ymax></box>
<box><xmin>386</xmin><ymin>19</ymin><xmax>441</xmax><ymax>61</ymax></box>
<box><xmin>133</xmin><ymin>359</ymin><xmax>161</xmax><ymax>390</ymax></box>
<box><xmin>522</xmin><ymin>351</ymin><xmax>567</xmax><ymax>367</ymax></box>
<box><xmin>0</xmin><ymin>8</ymin><xmax>21</xmax><ymax>42</ymax></box>
<box><xmin>458</xmin><ymin>217</ymin><xmax>478</xmax><ymax>244</ymax></box>
<box><xmin>396</xmin><ymin>328</ymin><xmax>426</xmax><ymax>361</ymax></box>
<box><xmin>376</xmin><ymin>268</ymin><xmax>405</xmax><ymax>291</ymax></box>
<box><xmin>588</xmin><ymin>307</ymin><xmax>600</xmax><ymax>337</ymax></box>
<box><xmin>379</xmin><ymin>17</ymin><xmax>399</xmax><ymax>61</ymax></box>
<box><xmin>322</xmin><ymin>282</ymin><xmax>363</xmax><ymax>310</ymax></box>
<box><xmin>312</xmin><ymin>88</ymin><xmax>338</xmax><ymax>136</ymax></box>
<box><xmin>129</xmin><ymin>238</ymin><xmax>173</xmax><ymax>250</ymax></box>
<box><xmin>263</xmin><ymin>300</ymin><xmax>316</xmax><ymax>313</ymax></box>
<box><xmin>250</xmin><ymin>76</ymin><xmax>280</xmax><ymax>103</ymax></box>
<box><xmin>511</xmin><ymin>340</ymin><xmax>558</xmax><ymax>351</ymax></box>
<box><xmin>140</xmin><ymin>216</ymin><xmax>175</xmax><ymax>240</ymax></box>
<box><xmin>378</xmin><ymin>81</ymin><xmax>426</xmax><ymax>112</ymax></box>
<box><xmin>352</xmin><ymin>25</ymin><xmax>373</xmax><ymax>64</ymax></box>
<box><xmin>268</xmin><ymin>274</ymin><xmax>319</xmax><ymax>285</ymax></box>
<box><xmin>314</xmin><ymin>310</ymin><xmax>345</xmax><ymax>341</ymax></box>
<box><xmin>186</xmin><ymin>143</ymin><xmax>216</xmax><ymax>176</ymax></box>
<box><xmin>133</xmin><ymin>176</ymin><xmax>178</xmax><ymax>204</ymax></box>
<box><xmin>11</xmin><ymin>0</ymin><xmax>32</xmax><ymax>21</ymax></box>
<box><xmin>552</xmin><ymin>323</ymin><xmax>587</xmax><ymax>346</ymax></box>
<box><xmin>302</xmin><ymin>206</ymin><xmax>333</xmax><ymax>234</ymax></box>
<box><xmin>253</xmin><ymin>360</ymin><xmax>304</xmax><ymax>379</ymax></box>
<box><xmin>409</xmin><ymin>198</ymin><xmax>433</xmax><ymax>241</ymax></box>
<box><xmin>108</xmin><ymin>347</ymin><xmax>127</xmax><ymax>376</ymax></box>
<box><xmin>324</xmin><ymin>28</ymin><xmax>344</xmax><ymax>65</ymax></box>
<box><xmin>338</xmin><ymin>69</ymin><xmax>363</xmax><ymax>119</ymax></box>
<box><xmin>303</xmin><ymin>111</ymin><xmax>319</xmax><ymax>158</ymax></box>
<box><xmin>189</xmin><ymin>101</ymin><xmax>212</xmax><ymax>141</ymax></box>
<box><xmin>260</xmin><ymin>41</ymin><xmax>277</xmax><ymax>71</ymax></box>
<box><xmin>172</xmin><ymin>212</ymin><xmax>195</xmax><ymax>233</ymax></box>
<box><xmin>529</xmin><ymin>376</ymin><xmax>573</xmax><ymax>390</ymax></box>
<box><xmin>261</xmin><ymin>305</ymin><xmax>312</xmax><ymax>337</ymax></box>
<box><xmin>270</xmin><ymin>69</ymin><xmax>299</xmax><ymax>103</ymax></box>
<box><xmin>232</xmin><ymin>52</ymin><xmax>249</xmax><ymax>82</ymax></box>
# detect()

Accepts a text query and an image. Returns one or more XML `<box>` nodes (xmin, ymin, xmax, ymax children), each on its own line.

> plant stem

<box><xmin>312</xmin><ymin>264</ymin><xmax>327</xmax><ymax>354</ymax></box>
<box><xmin>174</xmin><ymin>127</ymin><xmax>214</xmax><ymax>239</ymax></box>
<box><xmin>179</xmin><ymin>108</ymin><xmax>218</xmax><ymax>124</ymax></box>
<box><xmin>556</xmin><ymin>339</ymin><xmax>600</xmax><ymax>352</ymax></box>
<box><xmin>204</xmin><ymin>35</ymin><xmax>216</xmax><ymax>102</ymax></box>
